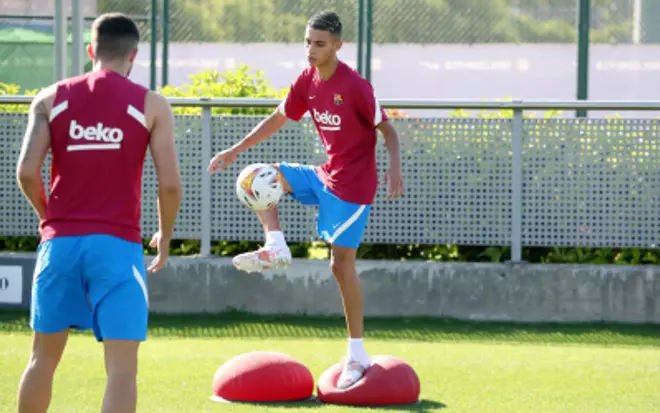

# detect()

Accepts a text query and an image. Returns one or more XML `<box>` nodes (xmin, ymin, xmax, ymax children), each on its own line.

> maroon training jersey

<box><xmin>40</xmin><ymin>69</ymin><xmax>151</xmax><ymax>244</ymax></box>
<box><xmin>278</xmin><ymin>60</ymin><xmax>388</xmax><ymax>205</ymax></box>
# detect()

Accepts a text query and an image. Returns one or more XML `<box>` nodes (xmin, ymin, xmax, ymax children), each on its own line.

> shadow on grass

<box><xmin>209</xmin><ymin>396</ymin><xmax>325</xmax><ymax>410</ymax></box>
<box><xmin>319</xmin><ymin>399</ymin><xmax>447</xmax><ymax>412</ymax></box>
<box><xmin>211</xmin><ymin>397</ymin><xmax>446</xmax><ymax>412</ymax></box>
<box><xmin>357</xmin><ymin>399</ymin><xmax>447</xmax><ymax>412</ymax></box>
<box><xmin>1</xmin><ymin>309</ymin><xmax>659</xmax><ymax>347</ymax></box>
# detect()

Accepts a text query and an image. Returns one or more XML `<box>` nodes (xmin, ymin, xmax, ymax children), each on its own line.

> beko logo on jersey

<box><xmin>69</xmin><ymin>120</ymin><xmax>124</xmax><ymax>142</ymax></box>
<box><xmin>312</xmin><ymin>108</ymin><xmax>341</xmax><ymax>131</ymax></box>
<box><xmin>67</xmin><ymin>120</ymin><xmax>124</xmax><ymax>152</ymax></box>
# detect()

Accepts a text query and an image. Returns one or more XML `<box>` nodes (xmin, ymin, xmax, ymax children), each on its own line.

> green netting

<box><xmin>0</xmin><ymin>27</ymin><xmax>92</xmax><ymax>91</ymax></box>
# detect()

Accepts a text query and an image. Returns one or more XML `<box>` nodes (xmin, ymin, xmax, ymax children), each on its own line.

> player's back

<box><xmin>42</xmin><ymin>69</ymin><xmax>151</xmax><ymax>244</ymax></box>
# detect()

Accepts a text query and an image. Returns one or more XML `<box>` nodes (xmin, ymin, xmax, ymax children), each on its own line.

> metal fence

<box><xmin>1</xmin><ymin>97</ymin><xmax>659</xmax><ymax>262</ymax></box>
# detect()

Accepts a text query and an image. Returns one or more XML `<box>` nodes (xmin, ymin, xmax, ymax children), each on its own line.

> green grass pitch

<box><xmin>1</xmin><ymin>311</ymin><xmax>659</xmax><ymax>412</ymax></box>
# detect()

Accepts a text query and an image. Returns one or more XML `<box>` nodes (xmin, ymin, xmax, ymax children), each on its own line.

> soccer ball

<box><xmin>236</xmin><ymin>163</ymin><xmax>284</xmax><ymax>211</ymax></box>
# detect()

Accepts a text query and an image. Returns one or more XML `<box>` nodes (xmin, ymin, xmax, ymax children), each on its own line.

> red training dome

<box><xmin>317</xmin><ymin>355</ymin><xmax>420</xmax><ymax>406</ymax></box>
<box><xmin>212</xmin><ymin>351</ymin><xmax>314</xmax><ymax>402</ymax></box>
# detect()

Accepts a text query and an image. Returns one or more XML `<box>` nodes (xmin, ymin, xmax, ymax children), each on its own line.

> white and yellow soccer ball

<box><xmin>235</xmin><ymin>163</ymin><xmax>284</xmax><ymax>211</ymax></box>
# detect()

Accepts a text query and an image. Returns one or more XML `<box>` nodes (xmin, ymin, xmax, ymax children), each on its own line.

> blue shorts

<box><xmin>277</xmin><ymin>163</ymin><xmax>371</xmax><ymax>249</ymax></box>
<box><xmin>30</xmin><ymin>234</ymin><xmax>149</xmax><ymax>342</ymax></box>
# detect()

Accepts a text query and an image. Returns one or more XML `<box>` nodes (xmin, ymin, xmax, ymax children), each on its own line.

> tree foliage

<box><xmin>98</xmin><ymin>0</ymin><xmax>638</xmax><ymax>44</ymax></box>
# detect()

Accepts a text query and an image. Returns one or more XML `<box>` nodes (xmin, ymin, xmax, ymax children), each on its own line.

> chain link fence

<box><xmin>0</xmin><ymin>0</ymin><xmax>152</xmax><ymax>91</ymax></box>
<box><xmin>367</xmin><ymin>0</ymin><xmax>658</xmax><ymax>104</ymax></box>
<box><xmin>165</xmin><ymin>0</ymin><xmax>357</xmax><ymax>43</ymax></box>
<box><xmin>147</xmin><ymin>0</ymin><xmax>655</xmax><ymax>45</ymax></box>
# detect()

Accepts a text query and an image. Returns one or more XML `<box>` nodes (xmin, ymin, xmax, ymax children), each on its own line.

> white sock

<box><xmin>265</xmin><ymin>230</ymin><xmax>287</xmax><ymax>249</ymax></box>
<box><xmin>348</xmin><ymin>338</ymin><xmax>370</xmax><ymax>368</ymax></box>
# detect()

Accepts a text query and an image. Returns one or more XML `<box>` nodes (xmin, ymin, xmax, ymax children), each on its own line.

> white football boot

<box><xmin>337</xmin><ymin>359</ymin><xmax>369</xmax><ymax>390</ymax></box>
<box><xmin>232</xmin><ymin>245</ymin><xmax>292</xmax><ymax>273</ymax></box>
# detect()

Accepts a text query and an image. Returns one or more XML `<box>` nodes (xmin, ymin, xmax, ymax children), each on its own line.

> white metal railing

<box><xmin>2</xmin><ymin>95</ymin><xmax>660</xmax><ymax>110</ymax></box>
<box><xmin>2</xmin><ymin>96</ymin><xmax>660</xmax><ymax>261</ymax></box>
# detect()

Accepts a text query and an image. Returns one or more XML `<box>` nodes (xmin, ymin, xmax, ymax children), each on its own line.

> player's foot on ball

<box><xmin>337</xmin><ymin>359</ymin><xmax>369</xmax><ymax>390</ymax></box>
<box><xmin>232</xmin><ymin>245</ymin><xmax>292</xmax><ymax>273</ymax></box>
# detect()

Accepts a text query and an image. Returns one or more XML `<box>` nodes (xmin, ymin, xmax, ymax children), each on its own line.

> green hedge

<box><xmin>1</xmin><ymin>66</ymin><xmax>659</xmax><ymax>265</ymax></box>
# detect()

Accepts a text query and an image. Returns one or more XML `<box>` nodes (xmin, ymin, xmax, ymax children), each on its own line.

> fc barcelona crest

<box><xmin>334</xmin><ymin>93</ymin><xmax>343</xmax><ymax>106</ymax></box>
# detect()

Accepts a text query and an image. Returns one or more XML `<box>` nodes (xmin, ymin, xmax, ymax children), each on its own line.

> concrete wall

<box><xmin>2</xmin><ymin>252</ymin><xmax>659</xmax><ymax>324</ymax></box>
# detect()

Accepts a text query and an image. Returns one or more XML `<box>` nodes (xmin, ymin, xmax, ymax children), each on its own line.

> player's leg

<box><xmin>101</xmin><ymin>340</ymin><xmax>140</xmax><ymax>413</ymax></box>
<box><xmin>254</xmin><ymin>164</ymin><xmax>292</xmax><ymax>252</ymax></box>
<box><xmin>82</xmin><ymin>234</ymin><xmax>149</xmax><ymax>413</ymax></box>
<box><xmin>17</xmin><ymin>236</ymin><xmax>91</xmax><ymax>413</ymax></box>
<box><xmin>17</xmin><ymin>331</ymin><xmax>69</xmax><ymax>413</ymax></box>
<box><xmin>316</xmin><ymin>188</ymin><xmax>372</xmax><ymax>389</ymax></box>
<box><xmin>233</xmin><ymin>163</ymin><xmax>320</xmax><ymax>273</ymax></box>
<box><xmin>331</xmin><ymin>243</ymin><xmax>371</xmax><ymax>390</ymax></box>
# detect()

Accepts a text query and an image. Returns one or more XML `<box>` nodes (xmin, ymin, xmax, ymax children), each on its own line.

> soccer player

<box><xmin>207</xmin><ymin>11</ymin><xmax>404</xmax><ymax>389</ymax></box>
<box><xmin>15</xmin><ymin>13</ymin><xmax>182</xmax><ymax>413</ymax></box>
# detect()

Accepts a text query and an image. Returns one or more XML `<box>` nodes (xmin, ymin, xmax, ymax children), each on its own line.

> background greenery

<box><xmin>99</xmin><ymin>0</ymin><xmax>642</xmax><ymax>44</ymax></box>
<box><xmin>1</xmin><ymin>64</ymin><xmax>658</xmax><ymax>265</ymax></box>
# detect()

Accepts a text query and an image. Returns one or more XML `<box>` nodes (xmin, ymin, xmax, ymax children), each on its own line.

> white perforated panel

<box><xmin>522</xmin><ymin>118</ymin><xmax>660</xmax><ymax>248</ymax></box>
<box><xmin>0</xmin><ymin>112</ymin><xmax>203</xmax><ymax>241</ymax></box>
<box><xmin>140</xmin><ymin>115</ymin><xmax>204</xmax><ymax>240</ymax></box>
<box><xmin>0</xmin><ymin>112</ymin><xmax>50</xmax><ymax>236</ymax></box>
<box><xmin>364</xmin><ymin>117</ymin><xmax>513</xmax><ymax>245</ymax></box>
<box><xmin>3</xmin><ymin>111</ymin><xmax>659</xmax><ymax>250</ymax></box>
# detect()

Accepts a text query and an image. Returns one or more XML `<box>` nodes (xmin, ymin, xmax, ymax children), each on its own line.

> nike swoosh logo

<box><xmin>309</xmin><ymin>96</ymin><xmax>316</xmax><ymax>100</ymax></box>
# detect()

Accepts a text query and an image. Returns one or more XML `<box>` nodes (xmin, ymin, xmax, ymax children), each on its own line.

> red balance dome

<box><xmin>212</xmin><ymin>351</ymin><xmax>314</xmax><ymax>403</ymax></box>
<box><xmin>317</xmin><ymin>355</ymin><xmax>420</xmax><ymax>406</ymax></box>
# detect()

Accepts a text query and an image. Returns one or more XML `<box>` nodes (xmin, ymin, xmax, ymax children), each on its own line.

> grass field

<box><xmin>1</xmin><ymin>311</ymin><xmax>660</xmax><ymax>413</ymax></box>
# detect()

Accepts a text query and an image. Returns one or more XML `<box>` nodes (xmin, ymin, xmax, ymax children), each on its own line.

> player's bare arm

<box><xmin>146</xmin><ymin>91</ymin><xmax>183</xmax><ymax>271</ymax></box>
<box><xmin>16</xmin><ymin>86</ymin><xmax>57</xmax><ymax>223</ymax></box>
<box><xmin>208</xmin><ymin>108</ymin><xmax>288</xmax><ymax>173</ymax></box>
<box><xmin>377</xmin><ymin>120</ymin><xmax>404</xmax><ymax>199</ymax></box>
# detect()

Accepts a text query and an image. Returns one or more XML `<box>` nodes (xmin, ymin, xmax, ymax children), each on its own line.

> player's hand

<box><xmin>147</xmin><ymin>231</ymin><xmax>170</xmax><ymax>272</ymax></box>
<box><xmin>207</xmin><ymin>147</ymin><xmax>240</xmax><ymax>173</ymax></box>
<box><xmin>383</xmin><ymin>166</ymin><xmax>404</xmax><ymax>200</ymax></box>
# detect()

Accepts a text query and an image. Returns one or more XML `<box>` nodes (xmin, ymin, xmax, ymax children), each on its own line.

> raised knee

<box><xmin>272</xmin><ymin>164</ymin><xmax>292</xmax><ymax>193</ymax></box>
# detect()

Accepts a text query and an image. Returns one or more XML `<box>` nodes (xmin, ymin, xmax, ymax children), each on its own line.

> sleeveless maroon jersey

<box><xmin>40</xmin><ymin>69</ymin><xmax>151</xmax><ymax>244</ymax></box>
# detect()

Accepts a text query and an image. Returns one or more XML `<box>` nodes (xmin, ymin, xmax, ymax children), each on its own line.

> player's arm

<box><xmin>377</xmin><ymin>119</ymin><xmax>404</xmax><ymax>199</ymax></box>
<box><xmin>16</xmin><ymin>86</ymin><xmax>55</xmax><ymax>222</ymax></box>
<box><xmin>356</xmin><ymin>82</ymin><xmax>404</xmax><ymax>199</ymax></box>
<box><xmin>146</xmin><ymin>92</ymin><xmax>183</xmax><ymax>241</ymax></box>
<box><xmin>377</xmin><ymin>119</ymin><xmax>401</xmax><ymax>170</ymax></box>
<box><xmin>208</xmin><ymin>73</ymin><xmax>308</xmax><ymax>173</ymax></box>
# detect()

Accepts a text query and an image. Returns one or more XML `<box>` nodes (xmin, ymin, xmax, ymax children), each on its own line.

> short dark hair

<box><xmin>91</xmin><ymin>13</ymin><xmax>140</xmax><ymax>60</ymax></box>
<box><xmin>307</xmin><ymin>11</ymin><xmax>342</xmax><ymax>39</ymax></box>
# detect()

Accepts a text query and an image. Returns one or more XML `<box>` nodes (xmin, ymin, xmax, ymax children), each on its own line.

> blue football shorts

<box><xmin>30</xmin><ymin>234</ymin><xmax>149</xmax><ymax>342</ymax></box>
<box><xmin>277</xmin><ymin>163</ymin><xmax>371</xmax><ymax>249</ymax></box>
